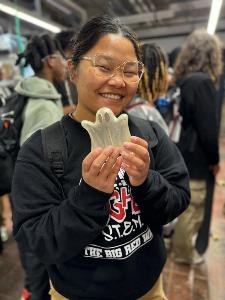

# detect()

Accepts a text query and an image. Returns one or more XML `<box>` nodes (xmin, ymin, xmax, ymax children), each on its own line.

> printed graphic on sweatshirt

<box><xmin>84</xmin><ymin>169</ymin><xmax>153</xmax><ymax>260</ymax></box>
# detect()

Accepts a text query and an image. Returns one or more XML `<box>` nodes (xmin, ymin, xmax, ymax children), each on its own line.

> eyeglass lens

<box><xmin>93</xmin><ymin>55</ymin><xmax>143</xmax><ymax>83</ymax></box>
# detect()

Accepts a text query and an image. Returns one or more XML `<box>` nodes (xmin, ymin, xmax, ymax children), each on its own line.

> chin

<box><xmin>113</xmin><ymin>108</ymin><xmax>124</xmax><ymax>116</ymax></box>
<box><xmin>103</xmin><ymin>102</ymin><xmax>124</xmax><ymax>115</ymax></box>
<box><xmin>105</xmin><ymin>106</ymin><xmax>123</xmax><ymax>116</ymax></box>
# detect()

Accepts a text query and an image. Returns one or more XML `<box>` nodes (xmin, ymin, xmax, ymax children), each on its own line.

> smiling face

<box><xmin>71</xmin><ymin>34</ymin><xmax>140</xmax><ymax>122</ymax></box>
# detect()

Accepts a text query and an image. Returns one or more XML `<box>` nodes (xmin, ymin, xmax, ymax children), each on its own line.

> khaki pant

<box><xmin>172</xmin><ymin>179</ymin><xmax>206</xmax><ymax>262</ymax></box>
<box><xmin>49</xmin><ymin>274</ymin><xmax>168</xmax><ymax>300</ymax></box>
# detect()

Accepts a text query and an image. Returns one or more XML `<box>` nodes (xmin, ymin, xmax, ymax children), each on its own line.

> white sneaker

<box><xmin>172</xmin><ymin>250</ymin><xmax>204</xmax><ymax>265</ymax></box>
<box><xmin>192</xmin><ymin>250</ymin><xmax>204</xmax><ymax>265</ymax></box>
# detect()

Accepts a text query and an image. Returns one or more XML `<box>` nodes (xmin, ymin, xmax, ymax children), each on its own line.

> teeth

<box><xmin>101</xmin><ymin>93</ymin><xmax>122</xmax><ymax>100</ymax></box>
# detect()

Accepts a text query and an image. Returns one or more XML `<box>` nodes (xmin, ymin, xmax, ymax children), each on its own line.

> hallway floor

<box><xmin>0</xmin><ymin>138</ymin><xmax>225</xmax><ymax>300</ymax></box>
<box><xmin>163</xmin><ymin>137</ymin><xmax>225</xmax><ymax>300</ymax></box>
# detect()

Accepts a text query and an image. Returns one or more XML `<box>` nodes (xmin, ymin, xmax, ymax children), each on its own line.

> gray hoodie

<box><xmin>15</xmin><ymin>76</ymin><xmax>63</xmax><ymax>145</ymax></box>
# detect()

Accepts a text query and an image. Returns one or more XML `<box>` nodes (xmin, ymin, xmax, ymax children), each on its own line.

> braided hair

<box><xmin>16</xmin><ymin>34</ymin><xmax>63</xmax><ymax>74</ymax></box>
<box><xmin>138</xmin><ymin>43</ymin><xmax>168</xmax><ymax>104</ymax></box>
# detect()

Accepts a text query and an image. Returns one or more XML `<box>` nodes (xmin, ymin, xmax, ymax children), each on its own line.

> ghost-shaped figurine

<box><xmin>81</xmin><ymin>107</ymin><xmax>131</xmax><ymax>149</ymax></box>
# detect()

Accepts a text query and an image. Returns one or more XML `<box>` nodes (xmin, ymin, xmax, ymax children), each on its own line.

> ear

<box><xmin>45</xmin><ymin>56</ymin><xmax>55</xmax><ymax>68</ymax></box>
<box><xmin>67</xmin><ymin>59</ymin><xmax>77</xmax><ymax>83</ymax></box>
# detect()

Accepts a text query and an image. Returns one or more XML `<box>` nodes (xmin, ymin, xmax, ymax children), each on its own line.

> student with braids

<box><xmin>16</xmin><ymin>33</ymin><xmax>66</xmax><ymax>145</ymax></box>
<box><xmin>126</xmin><ymin>43</ymin><xmax>169</xmax><ymax>134</ymax></box>
<box><xmin>15</xmin><ymin>33</ymin><xmax>67</xmax><ymax>300</ymax></box>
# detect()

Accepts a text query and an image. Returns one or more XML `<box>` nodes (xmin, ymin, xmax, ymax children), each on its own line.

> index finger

<box><xmin>130</xmin><ymin>136</ymin><xmax>148</xmax><ymax>149</ymax></box>
<box><xmin>82</xmin><ymin>147</ymin><xmax>103</xmax><ymax>173</ymax></box>
<box><xmin>122</xmin><ymin>137</ymin><xmax>149</xmax><ymax>163</ymax></box>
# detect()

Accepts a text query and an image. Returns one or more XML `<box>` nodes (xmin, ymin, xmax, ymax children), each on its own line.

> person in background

<box><xmin>0</xmin><ymin>63</ymin><xmax>12</xmax><ymax>103</ymax></box>
<box><xmin>168</xmin><ymin>47</ymin><xmax>181</xmax><ymax>71</ymax></box>
<box><xmin>126</xmin><ymin>43</ymin><xmax>169</xmax><ymax>134</ymax></box>
<box><xmin>0</xmin><ymin>64</ymin><xmax>13</xmax><ymax>253</ymax></box>
<box><xmin>12</xmin><ymin>15</ymin><xmax>190</xmax><ymax>300</ymax></box>
<box><xmin>55</xmin><ymin>30</ymin><xmax>76</xmax><ymax>59</ymax></box>
<box><xmin>0</xmin><ymin>200</ymin><xmax>4</xmax><ymax>254</ymax></box>
<box><xmin>16</xmin><ymin>34</ymin><xmax>66</xmax><ymax>145</ymax></box>
<box><xmin>55</xmin><ymin>30</ymin><xmax>78</xmax><ymax>114</ymax></box>
<box><xmin>0</xmin><ymin>194</ymin><xmax>12</xmax><ymax>253</ymax></box>
<box><xmin>15</xmin><ymin>33</ymin><xmax>66</xmax><ymax>300</ymax></box>
<box><xmin>171</xmin><ymin>28</ymin><xmax>223</xmax><ymax>264</ymax></box>
<box><xmin>126</xmin><ymin>43</ymin><xmax>178</xmax><ymax>250</ymax></box>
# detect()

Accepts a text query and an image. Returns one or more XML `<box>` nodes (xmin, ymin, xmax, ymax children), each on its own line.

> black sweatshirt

<box><xmin>12</xmin><ymin>114</ymin><xmax>190</xmax><ymax>300</ymax></box>
<box><xmin>178</xmin><ymin>72</ymin><xmax>220</xmax><ymax>179</ymax></box>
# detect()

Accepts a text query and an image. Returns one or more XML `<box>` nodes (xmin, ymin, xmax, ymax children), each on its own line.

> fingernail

<box><xmin>123</xmin><ymin>142</ymin><xmax>130</xmax><ymax>149</ymax></box>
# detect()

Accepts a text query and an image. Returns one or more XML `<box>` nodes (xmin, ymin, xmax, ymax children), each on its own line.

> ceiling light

<box><xmin>207</xmin><ymin>0</ymin><xmax>224</xmax><ymax>35</ymax></box>
<box><xmin>0</xmin><ymin>3</ymin><xmax>62</xmax><ymax>33</ymax></box>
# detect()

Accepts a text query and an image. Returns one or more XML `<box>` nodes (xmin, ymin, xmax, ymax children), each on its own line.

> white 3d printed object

<box><xmin>81</xmin><ymin>107</ymin><xmax>131</xmax><ymax>149</ymax></box>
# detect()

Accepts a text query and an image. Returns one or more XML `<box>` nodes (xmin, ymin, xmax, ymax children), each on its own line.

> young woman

<box><xmin>12</xmin><ymin>16</ymin><xmax>190</xmax><ymax>300</ymax></box>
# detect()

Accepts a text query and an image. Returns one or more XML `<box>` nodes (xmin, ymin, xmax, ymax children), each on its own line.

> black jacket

<box><xmin>12</xmin><ymin>114</ymin><xmax>190</xmax><ymax>300</ymax></box>
<box><xmin>177</xmin><ymin>72</ymin><xmax>219</xmax><ymax>179</ymax></box>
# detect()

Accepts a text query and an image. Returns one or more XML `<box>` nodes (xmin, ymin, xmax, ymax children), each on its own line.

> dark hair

<box><xmin>168</xmin><ymin>47</ymin><xmax>181</xmax><ymax>68</ymax></box>
<box><xmin>55</xmin><ymin>30</ymin><xmax>76</xmax><ymax>52</ymax></box>
<box><xmin>71</xmin><ymin>15</ymin><xmax>141</xmax><ymax>67</ymax></box>
<box><xmin>138</xmin><ymin>43</ymin><xmax>168</xmax><ymax>103</ymax></box>
<box><xmin>16</xmin><ymin>34</ymin><xmax>63</xmax><ymax>73</ymax></box>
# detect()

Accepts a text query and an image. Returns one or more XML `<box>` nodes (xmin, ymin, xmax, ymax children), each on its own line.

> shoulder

<box><xmin>26</xmin><ymin>98</ymin><xmax>62</xmax><ymax>110</ymax></box>
<box><xmin>16</xmin><ymin>128</ymin><xmax>60</xmax><ymax>189</ymax></box>
<box><xmin>126</xmin><ymin>101</ymin><xmax>155</xmax><ymax>117</ymax></box>
<box><xmin>24</xmin><ymin>99</ymin><xmax>63</xmax><ymax>123</ymax></box>
<box><xmin>188</xmin><ymin>72</ymin><xmax>210</xmax><ymax>81</ymax></box>
<box><xmin>179</xmin><ymin>73</ymin><xmax>216</xmax><ymax>101</ymax></box>
<box><xmin>180</xmin><ymin>72</ymin><xmax>213</xmax><ymax>88</ymax></box>
<box><xmin>18</xmin><ymin>130</ymin><xmax>43</xmax><ymax>162</ymax></box>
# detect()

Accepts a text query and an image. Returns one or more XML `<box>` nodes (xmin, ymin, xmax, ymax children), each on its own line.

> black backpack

<box><xmin>0</xmin><ymin>92</ymin><xmax>28</xmax><ymax>196</ymax></box>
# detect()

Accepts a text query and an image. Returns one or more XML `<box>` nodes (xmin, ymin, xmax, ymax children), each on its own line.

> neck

<box><xmin>72</xmin><ymin>105</ymin><xmax>96</xmax><ymax>122</ymax></box>
<box><xmin>37</xmin><ymin>69</ymin><xmax>53</xmax><ymax>83</ymax></box>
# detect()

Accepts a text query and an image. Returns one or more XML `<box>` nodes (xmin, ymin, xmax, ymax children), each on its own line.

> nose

<box><xmin>108</xmin><ymin>67</ymin><xmax>125</xmax><ymax>87</ymax></box>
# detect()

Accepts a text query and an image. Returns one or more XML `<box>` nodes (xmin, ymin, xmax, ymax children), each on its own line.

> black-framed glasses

<box><xmin>79</xmin><ymin>54</ymin><xmax>144</xmax><ymax>84</ymax></box>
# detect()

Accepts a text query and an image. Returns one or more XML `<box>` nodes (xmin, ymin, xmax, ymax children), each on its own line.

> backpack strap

<box><xmin>41</xmin><ymin>121</ymin><xmax>68</xmax><ymax>178</ymax></box>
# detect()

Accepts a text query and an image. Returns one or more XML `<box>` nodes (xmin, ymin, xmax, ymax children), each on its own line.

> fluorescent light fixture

<box><xmin>207</xmin><ymin>0</ymin><xmax>224</xmax><ymax>35</ymax></box>
<box><xmin>0</xmin><ymin>3</ymin><xmax>62</xmax><ymax>33</ymax></box>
